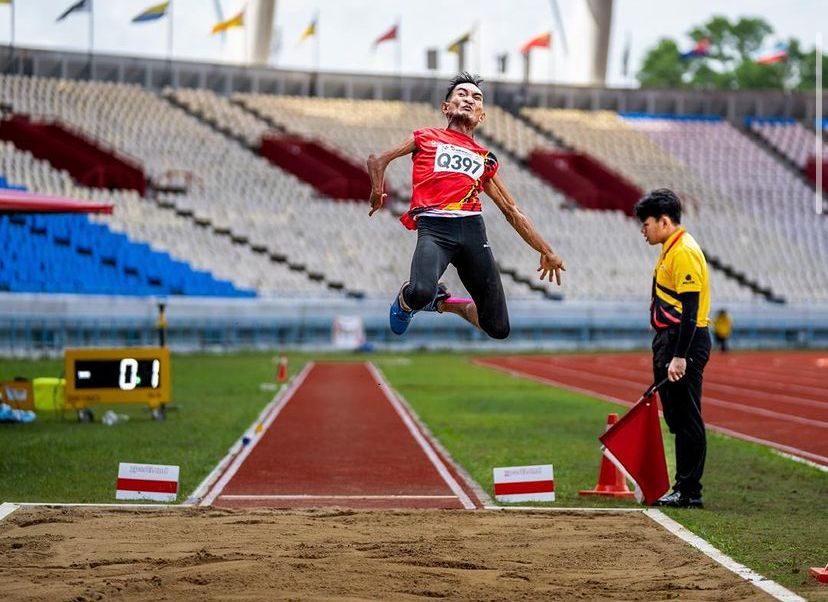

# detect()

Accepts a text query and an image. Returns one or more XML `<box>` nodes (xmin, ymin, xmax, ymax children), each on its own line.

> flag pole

<box><xmin>314</xmin><ymin>12</ymin><xmax>320</xmax><ymax>72</ymax></box>
<box><xmin>395</xmin><ymin>18</ymin><xmax>402</xmax><ymax>79</ymax></box>
<box><xmin>10</xmin><ymin>0</ymin><xmax>15</xmax><ymax>73</ymax></box>
<box><xmin>88</xmin><ymin>1</ymin><xmax>95</xmax><ymax>78</ymax></box>
<box><xmin>167</xmin><ymin>0</ymin><xmax>173</xmax><ymax>62</ymax></box>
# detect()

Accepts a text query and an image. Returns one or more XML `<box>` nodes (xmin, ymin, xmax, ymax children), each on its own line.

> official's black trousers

<box><xmin>652</xmin><ymin>326</ymin><xmax>711</xmax><ymax>497</ymax></box>
<box><xmin>403</xmin><ymin>215</ymin><xmax>510</xmax><ymax>339</ymax></box>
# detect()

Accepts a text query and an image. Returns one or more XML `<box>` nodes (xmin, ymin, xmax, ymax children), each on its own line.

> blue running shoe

<box><xmin>422</xmin><ymin>282</ymin><xmax>451</xmax><ymax>312</ymax></box>
<box><xmin>389</xmin><ymin>287</ymin><xmax>414</xmax><ymax>335</ymax></box>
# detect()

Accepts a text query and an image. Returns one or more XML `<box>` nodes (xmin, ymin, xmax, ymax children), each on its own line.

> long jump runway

<box><xmin>203</xmin><ymin>362</ymin><xmax>481</xmax><ymax>510</ymax></box>
<box><xmin>477</xmin><ymin>352</ymin><xmax>828</xmax><ymax>467</ymax></box>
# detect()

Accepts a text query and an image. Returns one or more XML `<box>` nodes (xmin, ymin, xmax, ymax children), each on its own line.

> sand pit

<box><xmin>0</xmin><ymin>506</ymin><xmax>771</xmax><ymax>601</ymax></box>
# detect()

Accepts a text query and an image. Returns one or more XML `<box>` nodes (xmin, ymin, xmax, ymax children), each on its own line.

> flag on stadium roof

<box><xmin>755</xmin><ymin>41</ymin><xmax>789</xmax><ymax>64</ymax></box>
<box><xmin>520</xmin><ymin>32</ymin><xmax>551</xmax><ymax>55</ymax></box>
<box><xmin>373</xmin><ymin>23</ymin><xmax>398</xmax><ymax>48</ymax></box>
<box><xmin>211</xmin><ymin>10</ymin><xmax>243</xmax><ymax>35</ymax></box>
<box><xmin>447</xmin><ymin>31</ymin><xmax>472</xmax><ymax>54</ymax></box>
<box><xmin>680</xmin><ymin>37</ymin><xmax>710</xmax><ymax>60</ymax></box>
<box><xmin>298</xmin><ymin>16</ymin><xmax>317</xmax><ymax>44</ymax></box>
<box><xmin>132</xmin><ymin>1</ymin><xmax>169</xmax><ymax>23</ymax></box>
<box><xmin>56</xmin><ymin>0</ymin><xmax>91</xmax><ymax>22</ymax></box>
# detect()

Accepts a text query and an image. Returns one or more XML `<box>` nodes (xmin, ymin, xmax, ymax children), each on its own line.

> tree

<box><xmin>637</xmin><ymin>15</ymin><xmax>826</xmax><ymax>91</ymax></box>
<box><xmin>636</xmin><ymin>39</ymin><xmax>684</xmax><ymax>89</ymax></box>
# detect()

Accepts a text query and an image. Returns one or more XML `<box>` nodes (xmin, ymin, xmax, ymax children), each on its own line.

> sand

<box><xmin>0</xmin><ymin>506</ymin><xmax>771</xmax><ymax>601</ymax></box>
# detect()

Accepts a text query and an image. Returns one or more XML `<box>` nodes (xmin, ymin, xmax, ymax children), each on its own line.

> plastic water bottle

<box><xmin>102</xmin><ymin>410</ymin><xmax>130</xmax><ymax>426</ymax></box>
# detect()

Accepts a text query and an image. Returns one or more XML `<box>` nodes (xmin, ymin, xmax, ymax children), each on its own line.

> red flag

<box><xmin>520</xmin><ymin>32</ymin><xmax>551</xmax><ymax>55</ymax></box>
<box><xmin>373</xmin><ymin>24</ymin><xmax>398</xmax><ymax>47</ymax></box>
<box><xmin>599</xmin><ymin>392</ymin><xmax>670</xmax><ymax>505</ymax></box>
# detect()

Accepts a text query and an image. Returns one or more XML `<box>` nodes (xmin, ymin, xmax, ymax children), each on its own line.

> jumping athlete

<box><xmin>366</xmin><ymin>73</ymin><xmax>565</xmax><ymax>338</ymax></box>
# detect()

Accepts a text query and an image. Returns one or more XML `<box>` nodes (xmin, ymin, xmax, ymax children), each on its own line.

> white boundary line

<box><xmin>199</xmin><ymin>362</ymin><xmax>315</xmax><ymax>507</ymax></box>
<box><xmin>643</xmin><ymin>509</ymin><xmax>806</xmax><ymax>602</ymax></box>
<box><xmin>371</xmin><ymin>364</ymin><xmax>494</xmax><ymax>507</ymax></box>
<box><xmin>483</xmin><ymin>505</ymin><xmax>641</xmax><ymax>513</ymax></box>
<box><xmin>8</xmin><ymin>502</ymin><xmax>189</xmax><ymax>509</ymax></box>
<box><xmin>477</xmin><ymin>360</ymin><xmax>828</xmax><ymax>469</ymax></box>
<box><xmin>366</xmin><ymin>362</ymin><xmax>476</xmax><ymax>510</ymax></box>
<box><xmin>773</xmin><ymin>450</ymin><xmax>828</xmax><ymax>473</ymax></box>
<box><xmin>185</xmin><ymin>376</ymin><xmax>296</xmax><ymax>505</ymax></box>
<box><xmin>0</xmin><ymin>502</ymin><xmax>20</xmax><ymax>521</ymax></box>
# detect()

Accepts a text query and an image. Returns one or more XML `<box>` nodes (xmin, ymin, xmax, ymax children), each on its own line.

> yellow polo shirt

<box><xmin>651</xmin><ymin>228</ymin><xmax>710</xmax><ymax>330</ymax></box>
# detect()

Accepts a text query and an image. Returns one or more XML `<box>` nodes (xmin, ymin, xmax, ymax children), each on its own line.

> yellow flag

<box><xmin>299</xmin><ymin>18</ymin><xmax>316</xmax><ymax>44</ymax></box>
<box><xmin>0</xmin><ymin>1</ymin><xmax>13</xmax><ymax>5</ymax></box>
<box><xmin>447</xmin><ymin>31</ymin><xmax>472</xmax><ymax>54</ymax></box>
<box><xmin>211</xmin><ymin>11</ymin><xmax>244</xmax><ymax>35</ymax></box>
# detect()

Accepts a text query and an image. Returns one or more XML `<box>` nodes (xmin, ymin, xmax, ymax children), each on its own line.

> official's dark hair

<box><xmin>445</xmin><ymin>72</ymin><xmax>484</xmax><ymax>101</ymax></box>
<box><xmin>634</xmin><ymin>188</ymin><xmax>682</xmax><ymax>224</ymax></box>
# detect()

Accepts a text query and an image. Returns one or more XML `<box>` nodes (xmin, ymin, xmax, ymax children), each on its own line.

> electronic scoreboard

<box><xmin>64</xmin><ymin>347</ymin><xmax>171</xmax><ymax>418</ymax></box>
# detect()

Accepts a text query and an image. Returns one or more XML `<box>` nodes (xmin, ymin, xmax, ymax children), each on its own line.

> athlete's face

<box><xmin>442</xmin><ymin>83</ymin><xmax>485</xmax><ymax>129</ymax></box>
<box><xmin>640</xmin><ymin>216</ymin><xmax>674</xmax><ymax>245</ymax></box>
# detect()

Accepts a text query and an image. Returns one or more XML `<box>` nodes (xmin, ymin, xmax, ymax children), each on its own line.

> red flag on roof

<box><xmin>373</xmin><ymin>23</ymin><xmax>398</xmax><ymax>47</ymax></box>
<box><xmin>599</xmin><ymin>391</ymin><xmax>670</xmax><ymax>505</ymax></box>
<box><xmin>520</xmin><ymin>32</ymin><xmax>551</xmax><ymax>55</ymax></box>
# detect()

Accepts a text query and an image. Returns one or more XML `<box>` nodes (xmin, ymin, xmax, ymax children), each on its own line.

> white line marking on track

<box><xmin>773</xmin><ymin>450</ymin><xmax>828</xmax><ymax>471</ymax></box>
<box><xmin>478</xmin><ymin>360</ymin><xmax>828</xmax><ymax>467</ymax></box>
<box><xmin>186</xmin><ymin>379</ymin><xmax>295</xmax><ymax>505</ymax></box>
<box><xmin>219</xmin><ymin>495</ymin><xmax>459</xmax><ymax>500</ymax></box>
<box><xmin>199</xmin><ymin>362</ymin><xmax>315</xmax><ymax>507</ymax></box>
<box><xmin>644</xmin><ymin>509</ymin><xmax>806</xmax><ymax>602</ymax></box>
<box><xmin>367</xmin><ymin>362</ymin><xmax>477</xmax><ymax>510</ymax></box>
<box><xmin>509</xmin><ymin>358</ymin><xmax>828</xmax><ymax>428</ymax></box>
<box><xmin>8</xmin><ymin>503</ymin><xmax>186</xmax><ymax>509</ymax></box>
<box><xmin>483</xmin><ymin>505</ymin><xmax>641</xmax><ymax>513</ymax></box>
<box><xmin>0</xmin><ymin>502</ymin><xmax>20</xmax><ymax>521</ymax></box>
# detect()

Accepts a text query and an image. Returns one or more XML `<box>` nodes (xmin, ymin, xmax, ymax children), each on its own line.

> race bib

<box><xmin>433</xmin><ymin>144</ymin><xmax>484</xmax><ymax>178</ymax></box>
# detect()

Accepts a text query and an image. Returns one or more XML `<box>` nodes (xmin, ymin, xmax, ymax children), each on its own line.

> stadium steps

<box><xmin>742</xmin><ymin>122</ymin><xmax>821</xmax><ymax>195</ymax></box>
<box><xmin>152</xmin><ymin>93</ymin><xmax>364</xmax><ymax>299</ymax></box>
<box><xmin>162</xmin><ymin>93</ymin><xmax>252</xmax><ymax>151</ymax></box>
<box><xmin>229</xmin><ymin>98</ymin><xmax>289</xmax><ymax>136</ymax></box>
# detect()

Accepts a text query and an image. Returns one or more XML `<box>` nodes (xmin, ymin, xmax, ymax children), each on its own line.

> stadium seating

<box><xmin>520</xmin><ymin>109</ymin><xmax>826</xmax><ymax>302</ymax></box>
<box><xmin>747</xmin><ymin>117</ymin><xmax>828</xmax><ymax>169</ymax></box>
<box><xmin>0</xmin><ymin>140</ymin><xmax>318</xmax><ymax>296</ymax></box>
<box><xmin>0</xmin><ymin>74</ymin><xmax>786</xmax><ymax>302</ymax></box>
<box><xmin>622</xmin><ymin>115</ymin><xmax>828</xmax><ymax>302</ymax></box>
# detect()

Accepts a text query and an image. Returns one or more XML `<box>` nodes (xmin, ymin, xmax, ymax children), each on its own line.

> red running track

<box><xmin>204</xmin><ymin>362</ymin><xmax>481</xmax><ymax>510</ymax></box>
<box><xmin>477</xmin><ymin>351</ymin><xmax>828</xmax><ymax>467</ymax></box>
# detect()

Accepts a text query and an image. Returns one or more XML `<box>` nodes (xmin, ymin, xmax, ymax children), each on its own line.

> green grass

<box><xmin>0</xmin><ymin>353</ymin><xmax>296</xmax><ymax>503</ymax></box>
<box><xmin>1</xmin><ymin>351</ymin><xmax>826</xmax><ymax>599</ymax></box>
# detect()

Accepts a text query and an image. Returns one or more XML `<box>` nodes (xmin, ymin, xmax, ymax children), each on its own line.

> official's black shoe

<box><xmin>654</xmin><ymin>490</ymin><xmax>704</xmax><ymax>509</ymax></box>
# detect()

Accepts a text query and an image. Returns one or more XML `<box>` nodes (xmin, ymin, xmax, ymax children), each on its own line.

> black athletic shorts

<box><xmin>403</xmin><ymin>215</ymin><xmax>509</xmax><ymax>339</ymax></box>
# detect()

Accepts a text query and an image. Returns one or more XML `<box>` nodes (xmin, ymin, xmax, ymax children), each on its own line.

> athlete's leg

<box><xmin>451</xmin><ymin>216</ymin><xmax>510</xmax><ymax>339</ymax></box>
<box><xmin>401</xmin><ymin>217</ymin><xmax>454</xmax><ymax>310</ymax></box>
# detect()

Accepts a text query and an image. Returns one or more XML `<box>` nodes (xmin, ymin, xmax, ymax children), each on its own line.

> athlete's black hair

<box><xmin>445</xmin><ymin>72</ymin><xmax>484</xmax><ymax>101</ymax></box>
<box><xmin>634</xmin><ymin>188</ymin><xmax>682</xmax><ymax>224</ymax></box>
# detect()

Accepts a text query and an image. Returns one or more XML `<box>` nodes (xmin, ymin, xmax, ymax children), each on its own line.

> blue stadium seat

<box><xmin>0</xmin><ymin>183</ymin><xmax>255</xmax><ymax>298</ymax></box>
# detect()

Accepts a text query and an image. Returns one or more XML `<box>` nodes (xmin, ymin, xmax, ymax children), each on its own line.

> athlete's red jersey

<box><xmin>401</xmin><ymin>128</ymin><xmax>499</xmax><ymax>230</ymax></box>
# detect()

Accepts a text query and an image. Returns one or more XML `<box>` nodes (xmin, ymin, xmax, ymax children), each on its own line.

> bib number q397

<box><xmin>433</xmin><ymin>144</ymin><xmax>483</xmax><ymax>178</ymax></box>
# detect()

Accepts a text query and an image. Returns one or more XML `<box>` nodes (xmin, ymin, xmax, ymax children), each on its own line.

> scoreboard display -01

<box><xmin>64</xmin><ymin>347</ymin><xmax>171</xmax><ymax>420</ymax></box>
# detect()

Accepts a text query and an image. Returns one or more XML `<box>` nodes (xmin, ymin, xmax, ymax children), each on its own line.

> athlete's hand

<box><xmin>538</xmin><ymin>251</ymin><xmax>565</xmax><ymax>285</ymax></box>
<box><xmin>667</xmin><ymin>357</ymin><xmax>687</xmax><ymax>382</ymax></box>
<box><xmin>368</xmin><ymin>189</ymin><xmax>387</xmax><ymax>217</ymax></box>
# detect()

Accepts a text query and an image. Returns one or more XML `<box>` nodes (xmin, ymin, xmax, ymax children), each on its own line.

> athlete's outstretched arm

<box><xmin>366</xmin><ymin>136</ymin><xmax>417</xmax><ymax>217</ymax></box>
<box><xmin>483</xmin><ymin>173</ymin><xmax>566</xmax><ymax>285</ymax></box>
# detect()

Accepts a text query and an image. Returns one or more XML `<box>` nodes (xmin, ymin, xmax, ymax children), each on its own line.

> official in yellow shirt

<box><xmin>635</xmin><ymin>189</ymin><xmax>711</xmax><ymax>509</ymax></box>
<box><xmin>713</xmin><ymin>309</ymin><xmax>732</xmax><ymax>352</ymax></box>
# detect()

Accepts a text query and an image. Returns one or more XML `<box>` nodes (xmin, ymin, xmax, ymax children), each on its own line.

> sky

<box><xmin>0</xmin><ymin>0</ymin><xmax>824</xmax><ymax>86</ymax></box>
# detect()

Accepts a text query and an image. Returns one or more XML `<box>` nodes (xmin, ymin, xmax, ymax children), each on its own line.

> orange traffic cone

<box><xmin>276</xmin><ymin>356</ymin><xmax>288</xmax><ymax>383</ymax></box>
<box><xmin>579</xmin><ymin>413</ymin><xmax>635</xmax><ymax>498</ymax></box>
<box><xmin>811</xmin><ymin>563</ymin><xmax>828</xmax><ymax>583</ymax></box>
